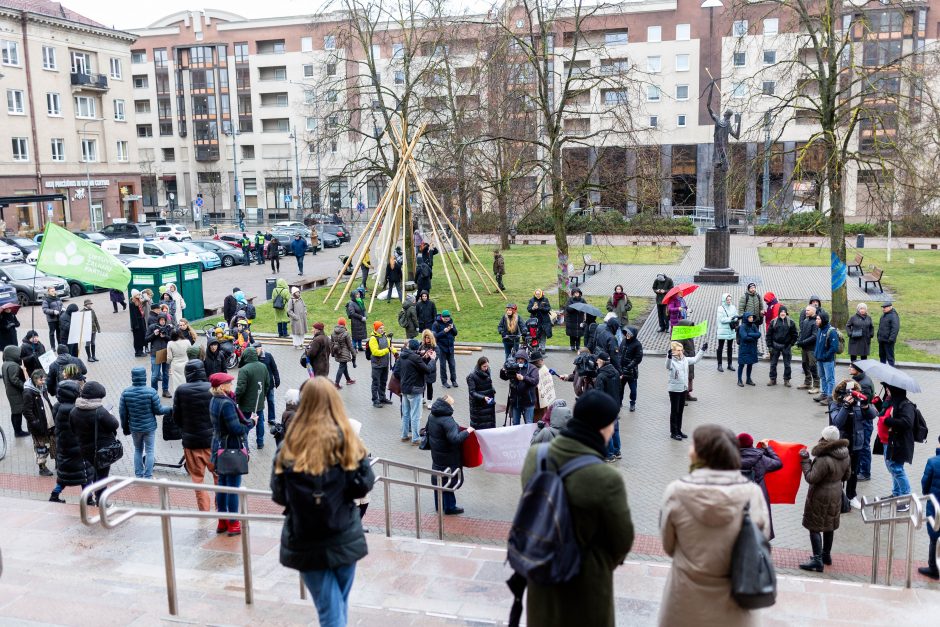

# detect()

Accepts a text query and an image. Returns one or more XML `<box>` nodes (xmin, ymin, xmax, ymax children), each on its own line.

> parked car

<box><xmin>319</xmin><ymin>232</ymin><xmax>341</xmax><ymax>249</ymax></box>
<box><xmin>189</xmin><ymin>239</ymin><xmax>241</xmax><ymax>268</ymax></box>
<box><xmin>272</xmin><ymin>221</ymin><xmax>309</xmax><ymax>234</ymax></box>
<box><xmin>0</xmin><ymin>245</ymin><xmax>24</xmax><ymax>263</ymax></box>
<box><xmin>76</xmin><ymin>231</ymin><xmax>108</xmax><ymax>245</ymax></box>
<box><xmin>0</xmin><ymin>263</ymin><xmax>68</xmax><ymax>306</ymax></box>
<box><xmin>178</xmin><ymin>242</ymin><xmax>221</xmax><ymax>271</ymax></box>
<box><xmin>115</xmin><ymin>253</ymin><xmax>139</xmax><ymax>266</ymax></box>
<box><xmin>214</xmin><ymin>232</ymin><xmax>287</xmax><ymax>257</ymax></box>
<box><xmin>100</xmin><ymin>238</ymin><xmax>195</xmax><ymax>261</ymax></box>
<box><xmin>1</xmin><ymin>236</ymin><xmax>39</xmax><ymax>257</ymax></box>
<box><xmin>0</xmin><ymin>281</ymin><xmax>17</xmax><ymax>308</ymax></box>
<box><xmin>318</xmin><ymin>223</ymin><xmax>351</xmax><ymax>243</ymax></box>
<box><xmin>304</xmin><ymin>213</ymin><xmax>345</xmax><ymax>226</ymax></box>
<box><xmin>154</xmin><ymin>224</ymin><xmax>193</xmax><ymax>241</ymax></box>
<box><xmin>99</xmin><ymin>222</ymin><xmax>157</xmax><ymax>239</ymax></box>
<box><xmin>270</xmin><ymin>229</ymin><xmax>309</xmax><ymax>252</ymax></box>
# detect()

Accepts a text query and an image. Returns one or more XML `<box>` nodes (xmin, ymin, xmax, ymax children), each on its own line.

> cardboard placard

<box><xmin>67</xmin><ymin>310</ymin><xmax>94</xmax><ymax>345</ymax></box>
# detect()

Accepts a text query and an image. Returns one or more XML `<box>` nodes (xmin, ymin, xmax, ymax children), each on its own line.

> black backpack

<box><xmin>506</xmin><ymin>443</ymin><xmax>601</xmax><ymax>622</ymax></box>
<box><xmin>245</xmin><ymin>303</ymin><xmax>257</xmax><ymax>319</ymax></box>
<box><xmin>909</xmin><ymin>400</ymin><xmax>929</xmax><ymax>443</ymax></box>
<box><xmin>730</xmin><ymin>502</ymin><xmax>777</xmax><ymax>609</ymax></box>
<box><xmin>584</xmin><ymin>322</ymin><xmax>599</xmax><ymax>352</ymax></box>
<box><xmin>272</xmin><ymin>293</ymin><xmax>285</xmax><ymax>310</ymax></box>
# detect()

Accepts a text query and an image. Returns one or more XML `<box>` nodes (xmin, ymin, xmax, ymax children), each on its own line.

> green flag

<box><xmin>671</xmin><ymin>320</ymin><xmax>708</xmax><ymax>341</ymax></box>
<box><xmin>36</xmin><ymin>223</ymin><xmax>130</xmax><ymax>291</ymax></box>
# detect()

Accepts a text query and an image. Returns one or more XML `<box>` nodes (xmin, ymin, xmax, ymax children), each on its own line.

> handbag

<box><xmin>418</xmin><ymin>424</ymin><xmax>430</xmax><ymax>450</ymax></box>
<box><xmin>215</xmin><ymin>447</ymin><xmax>250</xmax><ymax>475</ymax></box>
<box><xmin>162</xmin><ymin>410</ymin><xmax>181</xmax><ymax>441</ymax></box>
<box><xmin>840</xmin><ymin>487</ymin><xmax>852</xmax><ymax>514</ymax></box>
<box><xmin>154</xmin><ymin>348</ymin><xmax>168</xmax><ymax>365</ymax></box>
<box><xmin>387</xmin><ymin>373</ymin><xmax>402</xmax><ymax>397</ymax></box>
<box><xmin>93</xmin><ymin>410</ymin><xmax>124</xmax><ymax>468</ymax></box>
<box><xmin>730</xmin><ymin>502</ymin><xmax>777</xmax><ymax>609</ymax></box>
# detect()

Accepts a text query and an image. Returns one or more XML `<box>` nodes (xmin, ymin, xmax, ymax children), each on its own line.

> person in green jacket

<box><xmin>235</xmin><ymin>347</ymin><xmax>270</xmax><ymax>448</ymax></box>
<box><xmin>271</xmin><ymin>278</ymin><xmax>291</xmax><ymax>338</ymax></box>
<box><xmin>519</xmin><ymin>389</ymin><xmax>634</xmax><ymax>627</ymax></box>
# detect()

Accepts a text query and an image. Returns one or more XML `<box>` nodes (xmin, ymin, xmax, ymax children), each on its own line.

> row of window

<box><xmin>6</xmin><ymin>90</ymin><xmax>121</xmax><ymax>119</ymax></box>
<box><xmin>2</xmin><ymin>40</ymin><xmax>126</xmax><ymax>79</ymax></box>
<box><xmin>10</xmin><ymin>137</ymin><xmax>128</xmax><ymax>162</ymax></box>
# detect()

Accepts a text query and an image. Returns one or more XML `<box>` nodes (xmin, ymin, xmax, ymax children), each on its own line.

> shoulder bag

<box><xmin>94</xmin><ymin>411</ymin><xmax>124</xmax><ymax>468</ymax></box>
<box><xmin>214</xmin><ymin>406</ymin><xmax>250</xmax><ymax>475</ymax></box>
<box><xmin>730</xmin><ymin>502</ymin><xmax>777</xmax><ymax>609</ymax></box>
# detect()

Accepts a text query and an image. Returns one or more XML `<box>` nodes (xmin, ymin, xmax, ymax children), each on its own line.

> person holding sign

<box><xmin>665</xmin><ymin>340</ymin><xmax>707</xmax><ymax>441</ymax></box>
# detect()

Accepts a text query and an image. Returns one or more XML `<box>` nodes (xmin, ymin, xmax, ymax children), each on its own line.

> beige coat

<box><xmin>287</xmin><ymin>295</ymin><xmax>308</xmax><ymax>337</ymax></box>
<box><xmin>658</xmin><ymin>469</ymin><xmax>770</xmax><ymax>627</ymax></box>
<box><xmin>166</xmin><ymin>339</ymin><xmax>191</xmax><ymax>392</ymax></box>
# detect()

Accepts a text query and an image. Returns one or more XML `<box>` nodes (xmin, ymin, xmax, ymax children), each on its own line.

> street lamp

<box><xmin>223</xmin><ymin>126</ymin><xmax>241</xmax><ymax>226</ymax></box>
<box><xmin>288</xmin><ymin>127</ymin><xmax>303</xmax><ymax>220</ymax></box>
<box><xmin>81</xmin><ymin>118</ymin><xmax>104</xmax><ymax>225</ymax></box>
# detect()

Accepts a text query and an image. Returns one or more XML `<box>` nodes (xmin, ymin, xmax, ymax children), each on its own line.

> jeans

<box><xmin>502</xmin><ymin>338</ymin><xmax>519</xmax><ymax>361</ymax></box>
<box><xmin>277</xmin><ymin>322</ymin><xmax>288</xmax><ymax>337</ymax></box>
<box><xmin>817</xmin><ymin>360</ymin><xmax>835</xmax><ymax>397</ymax></box>
<box><xmin>335</xmin><ymin>362</ymin><xmax>351</xmax><ymax>385</ymax></box>
<box><xmin>859</xmin><ymin>418</ymin><xmax>874</xmax><ymax>477</ymax></box>
<box><xmin>360</xmin><ymin>267</ymin><xmax>369</xmax><ymax>289</ymax></box>
<box><xmin>885</xmin><ymin>448</ymin><xmax>911</xmax><ymax>496</ymax></box>
<box><xmin>132</xmin><ymin>430</ymin><xmax>156</xmax><ymax>478</ymax></box>
<box><xmin>385</xmin><ymin>281</ymin><xmax>402</xmax><ymax>301</ymax></box>
<box><xmin>510</xmin><ymin>404</ymin><xmax>534</xmax><ymax>425</ymax></box>
<box><xmin>402</xmin><ymin>393</ymin><xmax>422</xmax><ymax>442</ymax></box>
<box><xmin>668</xmin><ymin>391</ymin><xmax>685</xmax><ymax>436</ymax></box>
<box><xmin>242</xmin><ymin>250</ymin><xmax>251</xmax><ymax>266</ymax></box>
<box><xmin>737</xmin><ymin>363</ymin><xmax>754</xmax><ymax>384</ymax></box>
<box><xmin>431</xmin><ymin>466</ymin><xmax>459</xmax><ymax>512</ymax></box>
<box><xmin>265</xmin><ymin>387</ymin><xmax>276</xmax><ymax>425</ymax></box>
<box><xmin>769</xmin><ymin>347</ymin><xmax>792</xmax><ymax>381</ymax></box>
<box><xmin>251</xmin><ymin>409</ymin><xmax>265</xmax><ymax>445</ymax></box>
<box><xmin>371</xmin><ymin>366</ymin><xmax>389</xmax><ymax>403</ymax></box>
<box><xmin>607</xmin><ymin>419</ymin><xmax>621</xmax><ymax>458</ymax></box>
<box><xmin>295</xmin><ymin>254</ymin><xmax>305</xmax><ymax>274</ymax></box>
<box><xmin>150</xmin><ymin>353</ymin><xmax>169</xmax><ymax>392</ymax></box>
<box><xmin>879</xmin><ymin>341</ymin><xmax>896</xmax><ymax>366</ymax></box>
<box><xmin>216</xmin><ymin>473</ymin><xmax>241</xmax><ymax>516</ymax></box>
<box><xmin>717</xmin><ymin>339</ymin><xmax>733</xmax><ymax>366</ymax></box>
<box><xmin>439</xmin><ymin>350</ymin><xmax>456</xmax><ymax>384</ymax></box>
<box><xmin>256</xmin><ymin>247</ymin><xmax>264</xmax><ymax>264</ymax></box>
<box><xmin>625</xmin><ymin>378</ymin><xmax>638</xmax><ymax>405</ymax></box>
<box><xmin>657</xmin><ymin>304</ymin><xmax>669</xmax><ymax>330</ymax></box>
<box><xmin>301</xmin><ymin>564</ymin><xmax>357</xmax><ymax>627</ymax></box>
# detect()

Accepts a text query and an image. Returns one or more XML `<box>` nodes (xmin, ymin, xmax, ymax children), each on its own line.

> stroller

<box><xmin>202</xmin><ymin>321</ymin><xmax>242</xmax><ymax>370</ymax></box>
<box><xmin>523</xmin><ymin>317</ymin><xmax>541</xmax><ymax>354</ymax></box>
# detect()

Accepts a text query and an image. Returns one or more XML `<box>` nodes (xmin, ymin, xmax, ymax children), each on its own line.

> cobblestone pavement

<box><xmin>2</xmin><ymin>331</ymin><xmax>940</xmax><ymax>569</ymax></box>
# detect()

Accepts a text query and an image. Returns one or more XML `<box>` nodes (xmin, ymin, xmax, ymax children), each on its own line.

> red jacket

<box><xmin>763</xmin><ymin>292</ymin><xmax>781</xmax><ymax>332</ymax></box>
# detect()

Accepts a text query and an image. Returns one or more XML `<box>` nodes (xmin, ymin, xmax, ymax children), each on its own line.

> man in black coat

<box><xmin>652</xmin><ymin>273</ymin><xmax>674</xmax><ymax>332</ymax></box>
<box><xmin>877</xmin><ymin>301</ymin><xmax>900</xmax><ymax>366</ymax></box>
<box><xmin>883</xmin><ymin>384</ymin><xmax>916</xmax><ymax>507</ymax></box>
<box><xmin>593</xmin><ymin>316</ymin><xmax>621</xmax><ymax>369</ymax></box>
<box><xmin>19</xmin><ymin>330</ymin><xmax>46</xmax><ymax>375</ymax></box>
<box><xmin>396</xmin><ymin>339</ymin><xmax>436</xmax><ymax>444</ymax></box>
<box><xmin>416</xmin><ymin>290</ymin><xmax>437</xmax><ymax>332</ymax></box>
<box><xmin>767</xmin><ymin>306</ymin><xmax>798</xmax><ymax>386</ymax></box>
<box><xmin>499</xmin><ymin>350</ymin><xmax>539</xmax><ymax>425</ymax></box>
<box><xmin>252</xmin><ymin>344</ymin><xmax>281</xmax><ymax>426</ymax></box>
<box><xmin>796</xmin><ymin>304</ymin><xmax>820</xmax><ymax>392</ymax></box>
<box><xmin>426</xmin><ymin>396</ymin><xmax>472</xmax><ymax>515</ymax></box>
<box><xmin>173</xmin><ymin>359</ymin><xmax>214</xmax><ymax>511</ymax></box>
<box><xmin>619</xmin><ymin>326</ymin><xmax>644</xmax><ymax>412</ymax></box>
<box><xmin>46</xmin><ymin>344</ymin><xmax>87</xmax><ymax>397</ymax></box>
<box><xmin>593</xmin><ymin>352</ymin><xmax>622</xmax><ymax>405</ymax></box>
<box><xmin>223</xmin><ymin>288</ymin><xmax>240</xmax><ymax>325</ymax></box>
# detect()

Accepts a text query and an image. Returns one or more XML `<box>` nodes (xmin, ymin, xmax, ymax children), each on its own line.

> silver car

<box><xmin>0</xmin><ymin>244</ymin><xmax>24</xmax><ymax>264</ymax></box>
<box><xmin>0</xmin><ymin>263</ymin><xmax>68</xmax><ymax>306</ymax></box>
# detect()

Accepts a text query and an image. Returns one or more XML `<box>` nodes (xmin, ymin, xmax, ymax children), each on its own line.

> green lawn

<box><xmin>199</xmin><ymin>244</ymin><xmax>677</xmax><ymax>346</ymax></box>
<box><xmin>759</xmin><ymin>247</ymin><xmax>940</xmax><ymax>364</ymax></box>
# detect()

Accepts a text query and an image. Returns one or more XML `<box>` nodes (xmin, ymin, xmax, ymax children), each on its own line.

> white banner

<box><xmin>474</xmin><ymin>423</ymin><xmax>537</xmax><ymax>475</ymax></box>
<box><xmin>67</xmin><ymin>310</ymin><xmax>94</xmax><ymax>345</ymax></box>
<box><xmin>537</xmin><ymin>366</ymin><xmax>556</xmax><ymax>407</ymax></box>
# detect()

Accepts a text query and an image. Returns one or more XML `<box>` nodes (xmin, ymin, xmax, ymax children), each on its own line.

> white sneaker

<box><xmin>425</xmin><ymin>401</ymin><xmax>433</xmax><ymax>409</ymax></box>
<box><xmin>850</xmin><ymin>497</ymin><xmax>861</xmax><ymax>510</ymax></box>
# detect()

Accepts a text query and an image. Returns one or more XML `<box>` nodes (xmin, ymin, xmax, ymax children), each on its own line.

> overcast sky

<box><xmin>71</xmin><ymin>0</ymin><xmax>494</xmax><ymax>30</ymax></box>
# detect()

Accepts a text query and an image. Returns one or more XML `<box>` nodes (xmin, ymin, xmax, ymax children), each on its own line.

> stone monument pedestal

<box><xmin>694</xmin><ymin>228</ymin><xmax>739</xmax><ymax>283</ymax></box>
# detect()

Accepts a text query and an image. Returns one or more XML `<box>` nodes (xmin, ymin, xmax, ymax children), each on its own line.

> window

<box><xmin>131</xmin><ymin>49</ymin><xmax>146</xmax><ymax>64</ymax></box>
<box><xmin>301</xmin><ymin>37</ymin><xmax>313</xmax><ymax>52</ymax></box>
<box><xmin>675</xmin><ymin>84</ymin><xmax>689</xmax><ymax>100</ymax></box>
<box><xmin>327</xmin><ymin>115</ymin><xmax>338</xmax><ymax>128</ymax></box>
<box><xmin>81</xmin><ymin>138</ymin><xmax>97</xmax><ymax>162</ymax></box>
<box><xmin>372</xmin><ymin>44</ymin><xmax>382</xmax><ymax>59</ymax></box>
<box><xmin>330</xmin><ymin>140</ymin><xmax>337</xmax><ymax>153</ymax></box>
<box><xmin>677</xmin><ymin>114</ymin><xmax>687</xmax><ymax>127</ymax></box>
<box><xmin>133</xmin><ymin>75</ymin><xmax>148</xmax><ymax>88</ymax></box>
<box><xmin>647</xmin><ymin>26</ymin><xmax>661</xmax><ymax>43</ymax></box>
<box><xmin>732</xmin><ymin>82</ymin><xmax>747</xmax><ymax>98</ymax></box>
<box><xmin>159</xmin><ymin>121</ymin><xmax>173</xmax><ymax>136</ymax></box>
<box><xmin>42</xmin><ymin>45</ymin><xmax>57</xmax><ymax>70</ymax></box>
<box><xmin>647</xmin><ymin>56</ymin><xmax>661</xmax><ymax>73</ymax></box>
<box><xmin>154</xmin><ymin>48</ymin><xmax>168</xmax><ymax>68</ymax></box>
<box><xmin>50</xmin><ymin>138</ymin><xmax>65</xmax><ymax>161</ymax></box>
<box><xmin>392</xmin><ymin>43</ymin><xmax>404</xmax><ymax>58</ymax></box>
<box><xmin>326</xmin><ymin>62</ymin><xmax>336</xmax><ymax>76</ymax></box>
<box><xmin>303</xmin><ymin>64</ymin><xmax>314</xmax><ymax>77</ymax></box>
<box><xmin>238</xmin><ymin>145</ymin><xmax>253</xmax><ymax>160</ymax></box>
<box><xmin>162</xmin><ymin>147</ymin><xmax>175</xmax><ymax>161</ymax></box>
<box><xmin>70</xmin><ymin>51</ymin><xmax>90</xmax><ymax>75</ymax></box>
<box><xmin>603</xmin><ymin>89</ymin><xmax>628</xmax><ymax>105</ymax></box>
<box><xmin>326</xmin><ymin>89</ymin><xmax>337</xmax><ymax>103</ymax></box>
<box><xmin>762</xmin><ymin>80</ymin><xmax>776</xmax><ymax>96</ymax></box>
<box><xmin>234</xmin><ymin>43</ymin><xmax>249</xmax><ymax>63</ymax></box>
<box><xmin>109</xmin><ymin>58</ymin><xmax>122</xmax><ymax>79</ymax></box>
<box><xmin>7</xmin><ymin>89</ymin><xmax>24</xmax><ymax>114</ymax></box>
<box><xmin>74</xmin><ymin>95</ymin><xmax>97</xmax><ymax>119</ymax></box>
<box><xmin>733</xmin><ymin>52</ymin><xmax>746</xmax><ymax>66</ymax></box>
<box><xmin>12</xmin><ymin>137</ymin><xmax>28</xmax><ymax>161</ymax></box>
<box><xmin>257</xmin><ymin>40</ymin><xmax>286</xmax><ymax>55</ymax></box>
<box><xmin>306</xmin><ymin>116</ymin><xmax>318</xmax><ymax>131</ymax></box>
<box><xmin>46</xmin><ymin>92</ymin><xmax>61</xmax><ymax>116</ymax></box>
<box><xmin>605</xmin><ymin>32</ymin><xmax>628</xmax><ymax>45</ymax></box>
<box><xmin>137</xmin><ymin>124</ymin><xmax>153</xmax><ymax>137</ymax></box>
<box><xmin>113</xmin><ymin>99</ymin><xmax>125</xmax><ymax>121</ymax></box>
<box><xmin>135</xmin><ymin>99</ymin><xmax>151</xmax><ymax>114</ymax></box>
<box><xmin>646</xmin><ymin>85</ymin><xmax>661</xmax><ymax>102</ymax></box>
<box><xmin>675</xmin><ymin>54</ymin><xmax>690</xmax><ymax>71</ymax></box>
<box><xmin>733</xmin><ymin>20</ymin><xmax>748</xmax><ymax>36</ymax></box>
<box><xmin>262</xmin><ymin>118</ymin><xmax>289</xmax><ymax>132</ymax></box>
<box><xmin>763</xmin><ymin>18</ymin><xmax>779</xmax><ymax>35</ymax></box>
<box><xmin>2</xmin><ymin>40</ymin><xmax>20</xmax><ymax>66</ymax></box>
<box><xmin>649</xmin><ymin>115</ymin><xmax>658</xmax><ymax>128</ymax></box>
<box><xmin>304</xmin><ymin>90</ymin><xmax>315</xmax><ymax>105</ymax></box>
<box><xmin>116</xmin><ymin>140</ymin><xmax>128</xmax><ymax>162</ymax></box>
<box><xmin>394</xmin><ymin>70</ymin><xmax>405</xmax><ymax>85</ymax></box>
<box><xmin>324</xmin><ymin>35</ymin><xmax>336</xmax><ymax>50</ymax></box>
<box><xmin>676</xmin><ymin>24</ymin><xmax>690</xmax><ymax>41</ymax></box>
<box><xmin>763</xmin><ymin>50</ymin><xmax>776</xmax><ymax>65</ymax></box>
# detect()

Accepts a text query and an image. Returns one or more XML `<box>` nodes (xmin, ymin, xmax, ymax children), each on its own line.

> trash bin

<box><xmin>856</xmin><ymin>234</ymin><xmax>865</xmax><ymax>248</ymax></box>
<box><xmin>265</xmin><ymin>277</ymin><xmax>277</xmax><ymax>300</ymax></box>
<box><xmin>585</xmin><ymin>231</ymin><xmax>593</xmax><ymax>246</ymax></box>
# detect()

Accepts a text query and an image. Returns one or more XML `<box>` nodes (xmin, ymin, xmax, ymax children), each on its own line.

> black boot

<box><xmin>49</xmin><ymin>491</ymin><xmax>66</xmax><ymax>503</ymax></box>
<box><xmin>799</xmin><ymin>555</ymin><xmax>824</xmax><ymax>572</ymax></box>
<box><xmin>716</xmin><ymin>349</ymin><xmax>724</xmax><ymax>372</ymax></box>
<box><xmin>727</xmin><ymin>361</ymin><xmax>735</xmax><ymax>372</ymax></box>
<box><xmin>919</xmin><ymin>538</ymin><xmax>939</xmax><ymax>579</ymax></box>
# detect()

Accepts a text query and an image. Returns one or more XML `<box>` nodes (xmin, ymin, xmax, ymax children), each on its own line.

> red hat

<box><xmin>373</xmin><ymin>321</ymin><xmax>383</xmax><ymax>331</ymax></box>
<box><xmin>737</xmin><ymin>433</ymin><xmax>754</xmax><ymax>449</ymax></box>
<box><xmin>209</xmin><ymin>372</ymin><xmax>235</xmax><ymax>387</ymax></box>
<box><xmin>313</xmin><ymin>322</ymin><xmax>325</xmax><ymax>331</ymax></box>
<box><xmin>338</xmin><ymin>317</ymin><xmax>346</xmax><ymax>326</ymax></box>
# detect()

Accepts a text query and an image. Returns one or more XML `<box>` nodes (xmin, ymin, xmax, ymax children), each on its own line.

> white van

<box><xmin>101</xmin><ymin>238</ymin><xmax>199</xmax><ymax>262</ymax></box>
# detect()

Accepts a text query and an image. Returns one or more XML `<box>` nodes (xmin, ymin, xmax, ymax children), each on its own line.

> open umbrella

<box><xmin>567</xmin><ymin>301</ymin><xmax>604</xmax><ymax>318</ymax></box>
<box><xmin>853</xmin><ymin>359</ymin><xmax>922</xmax><ymax>393</ymax></box>
<box><xmin>662</xmin><ymin>283</ymin><xmax>699</xmax><ymax>305</ymax></box>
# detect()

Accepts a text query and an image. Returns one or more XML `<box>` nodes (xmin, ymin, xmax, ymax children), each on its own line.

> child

<box><xmin>272</xmin><ymin>388</ymin><xmax>300</xmax><ymax>447</ymax></box>
<box><xmin>81</xmin><ymin>299</ymin><xmax>101</xmax><ymax>362</ymax></box>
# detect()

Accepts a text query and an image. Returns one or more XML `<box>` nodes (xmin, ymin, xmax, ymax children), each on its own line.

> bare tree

<box><xmin>197</xmin><ymin>164</ymin><xmax>225</xmax><ymax>216</ymax></box>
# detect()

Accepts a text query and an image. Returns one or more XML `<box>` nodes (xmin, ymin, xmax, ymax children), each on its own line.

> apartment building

<box><xmin>0</xmin><ymin>0</ymin><xmax>141</xmax><ymax>234</ymax></box>
<box><xmin>127</xmin><ymin>2</ymin><xmax>936</xmax><ymax>223</ymax></box>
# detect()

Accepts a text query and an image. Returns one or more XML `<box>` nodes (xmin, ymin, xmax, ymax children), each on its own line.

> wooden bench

<box><xmin>631</xmin><ymin>238</ymin><xmax>680</xmax><ymax>247</ymax></box>
<box><xmin>907</xmin><ymin>243</ymin><xmax>940</xmax><ymax>250</ymax></box>
<box><xmin>289</xmin><ymin>275</ymin><xmax>330</xmax><ymax>292</ymax></box>
<box><xmin>570</xmin><ymin>271</ymin><xmax>586</xmax><ymax>287</ymax></box>
<box><xmin>521</xmin><ymin>238</ymin><xmax>548</xmax><ymax>245</ymax></box>
<box><xmin>859</xmin><ymin>266</ymin><xmax>884</xmax><ymax>293</ymax></box>
<box><xmin>847</xmin><ymin>253</ymin><xmax>864</xmax><ymax>276</ymax></box>
<box><xmin>582</xmin><ymin>254</ymin><xmax>602</xmax><ymax>275</ymax></box>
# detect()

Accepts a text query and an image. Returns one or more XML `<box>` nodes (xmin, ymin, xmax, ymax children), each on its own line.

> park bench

<box><xmin>582</xmin><ymin>254</ymin><xmax>602</xmax><ymax>275</ymax></box>
<box><xmin>907</xmin><ymin>242</ymin><xmax>940</xmax><ymax>250</ymax></box>
<box><xmin>570</xmin><ymin>271</ymin><xmax>586</xmax><ymax>287</ymax></box>
<box><xmin>847</xmin><ymin>253</ymin><xmax>864</xmax><ymax>276</ymax></box>
<box><xmin>631</xmin><ymin>238</ymin><xmax>680</xmax><ymax>247</ymax></box>
<box><xmin>859</xmin><ymin>266</ymin><xmax>884</xmax><ymax>293</ymax></box>
<box><xmin>521</xmin><ymin>238</ymin><xmax>548</xmax><ymax>245</ymax></box>
<box><xmin>289</xmin><ymin>275</ymin><xmax>330</xmax><ymax>292</ymax></box>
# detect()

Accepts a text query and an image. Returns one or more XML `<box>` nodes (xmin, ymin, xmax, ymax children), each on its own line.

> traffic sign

<box><xmin>284</xmin><ymin>194</ymin><xmax>293</xmax><ymax>204</ymax></box>
<box><xmin>194</xmin><ymin>197</ymin><xmax>204</xmax><ymax>208</ymax></box>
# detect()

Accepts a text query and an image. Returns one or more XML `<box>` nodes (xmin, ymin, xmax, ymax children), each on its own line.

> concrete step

<box><xmin>1</xmin><ymin>495</ymin><xmax>938</xmax><ymax>625</ymax></box>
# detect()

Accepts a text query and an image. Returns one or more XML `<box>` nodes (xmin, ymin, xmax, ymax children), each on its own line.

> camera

<box><xmin>503</xmin><ymin>359</ymin><xmax>521</xmax><ymax>375</ymax></box>
<box><xmin>850</xmin><ymin>390</ymin><xmax>868</xmax><ymax>402</ymax></box>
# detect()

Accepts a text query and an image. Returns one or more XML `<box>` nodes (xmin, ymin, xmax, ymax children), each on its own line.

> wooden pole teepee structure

<box><xmin>325</xmin><ymin>120</ymin><xmax>504</xmax><ymax>313</ymax></box>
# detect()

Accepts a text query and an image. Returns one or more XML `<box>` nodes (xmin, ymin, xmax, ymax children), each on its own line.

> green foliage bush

<box><xmin>511</xmin><ymin>209</ymin><xmax>693</xmax><ymax>235</ymax></box>
<box><xmin>755</xmin><ymin>211</ymin><xmax>940</xmax><ymax>238</ymax></box>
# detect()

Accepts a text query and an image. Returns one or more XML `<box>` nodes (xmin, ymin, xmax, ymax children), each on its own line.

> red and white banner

<box><xmin>473</xmin><ymin>423</ymin><xmax>538</xmax><ymax>475</ymax></box>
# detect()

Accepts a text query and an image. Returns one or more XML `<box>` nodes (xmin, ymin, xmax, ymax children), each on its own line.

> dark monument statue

<box><xmin>694</xmin><ymin>80</ymin><xmax>740</xmax><ymax>283</ymax></box>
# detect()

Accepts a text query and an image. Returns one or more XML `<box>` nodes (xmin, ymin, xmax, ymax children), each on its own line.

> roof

<box><xmin>0</xmin><ymin>0</ymin><xmax>105</xmax><ymax>28</ymax></box>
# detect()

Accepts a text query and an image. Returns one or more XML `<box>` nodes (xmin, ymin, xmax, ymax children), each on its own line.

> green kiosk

<box><xmin>126</xmin><ymin>256</ymin><xmax>204</xmax><ymax>320</ymax></box>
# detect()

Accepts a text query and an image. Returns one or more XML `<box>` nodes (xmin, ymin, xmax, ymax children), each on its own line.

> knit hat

<box><xmin>284</xmin><ymin>389</ymin><xmax>300</xmax><ymax>407</ymax></box>
<box><xmin>131</xmin><ymin>289</ymin><xmax>141</xmax><ymax>297</ymax></box>
<box><xmin>506</xmin><ymin>303</ymin><xmax>517</xmax><ymax>310</ymax></box>
<box><xmin>56</xmin><ymin>344</ymin><xmax>69</xmax><ymax>355</ymax></box>
<box><xmin>209</xmin><ymin>372</ymin><xmax>235</xmax><ymax>387</ymax></box>
<box><xmin>80</xmin><ymin>381</ymin><xmax>107</xmax><ymax>399</ymax></box>
<box><xmin>338</xmin><ymin>317</ymin><xmax>346</xmax><ymax>326</ymax></box>
<box><xmin>313</xmin><ymin>322</ymin><xmax>324</xmax><ymax>331</ymax></box>
<box><xmin>373</xmin><ymin>321</ymin><xmax>383</xmax><ymax>331</ymax></box>
<box><xmin>737</xmin><ymin>433</ymin><xmax>754</xmax><ymax>448</ymax></box>
<box><xmin>571</xmin><ymin>389</ymin><xmax>619</xmax><ymax>430</ymax></box>
<box><xmin>821</xmin><ymin>425</ymin><xmax>840</xmax><ymax>441</ymax></box>
<box><xmin>604</xmin><ymin>312</ymin><xmax>617</xmax><ymax>322</ymax></box>
<box><xmin>441</xmin><ymin>309</ymin><xmax>451</xmax><ymax>317</ymax></box>
<box><xmin>408</xmin><ymin>338</ymin><xmax>420</xmax><ymax>350</ymax></box>
<box><xmin>291</xmin><ymin>287</ymin><xmax>300</xmax><ymax>295</ymax></box>
<box><xmin>747</xmin><ymin>282</ymin><xmax>757</xmax><ymax>289</ymax></box>
<box><xmin>233</xmin><ymin>287</ymin><xmax>240</xmax><ymax>293</ymax></box>
<box><xmin>596</xmin><ymin>351</ymin><xmax>610</xmax><ymax>362</ymax></box>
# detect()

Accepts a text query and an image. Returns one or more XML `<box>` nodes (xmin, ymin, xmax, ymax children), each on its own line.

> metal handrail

<box><xmin>860</xmin><ymin>493</ymin><xmax>940</xmax><ymax>588</ymax></box>
<box><xmin>78</xmin><ymin>457</ymin><xmax>462</xmax><ymax>616</ymax></box>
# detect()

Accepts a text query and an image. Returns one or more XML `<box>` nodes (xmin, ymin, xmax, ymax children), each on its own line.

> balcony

<box><xmin>70</xmin><ymin>72</ymin><xmax>109</xmax><ymax>91</ymax></box>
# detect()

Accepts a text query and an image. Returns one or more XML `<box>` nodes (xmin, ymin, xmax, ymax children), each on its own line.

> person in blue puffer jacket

<box><xmin>813</xmin><ymin>310</ymin><xmax>839</xmax><ymax>403</ymax></box>
<box><xmin>918</xmin><ymin>437</ymin><xmax>940</xmax><ymax>580</ymax></box>
<box><xmin>119</xmin><ymin>367</ymin><xmax>171</xmax><ymax>479</ymax></box>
